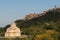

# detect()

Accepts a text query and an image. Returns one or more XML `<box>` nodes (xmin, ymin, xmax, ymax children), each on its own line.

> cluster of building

<box><xmin>24</xmin><ymin>13</ymin><xmax>46</xmax><ymax>20</ymax></box>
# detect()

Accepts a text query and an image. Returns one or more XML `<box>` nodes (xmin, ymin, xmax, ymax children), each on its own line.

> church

<box><xmin>5</xmin><ymin>22</ymin><xmax>21</xmax><ymax>38</ymax></box>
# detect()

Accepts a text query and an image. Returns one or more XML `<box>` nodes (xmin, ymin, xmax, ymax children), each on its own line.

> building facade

<box><xmin>5</xmin><ymin>23</ymin><xmax>21</xmax><ymax>38</ymax></box>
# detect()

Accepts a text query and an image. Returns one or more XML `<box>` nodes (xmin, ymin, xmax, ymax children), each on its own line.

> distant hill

<box><xmin>14</xmin><ymin>8</ymin><xmax>59</xmax><ymax>31</ymax></box>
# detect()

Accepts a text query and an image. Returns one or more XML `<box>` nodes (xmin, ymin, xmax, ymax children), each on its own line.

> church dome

<box><xmin>5</xmin><ymin>22</ymin><xmax>21</xmax><ymax>38</ymax></box>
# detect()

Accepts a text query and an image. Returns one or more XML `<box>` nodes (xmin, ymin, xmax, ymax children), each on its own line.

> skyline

<box><xmin>0</xmin><ymin>0</ymin><xmax>60</xmax><ymax>27</ymax></box>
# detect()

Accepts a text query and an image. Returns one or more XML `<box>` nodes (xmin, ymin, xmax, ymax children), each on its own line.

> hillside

<box><xmin>0</xmin><ymin>7</ymin><xmax>60</xmax><ymax>40</ymax></box>
<box><xmin>15</xmin><ymin>8</ymin><xmax>60</xmax><ymax>31</ymax></box>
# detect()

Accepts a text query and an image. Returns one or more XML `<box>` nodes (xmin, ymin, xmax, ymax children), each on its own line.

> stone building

<box><xmin>5</xmin><ymin>23</ymin><xmax>21</xmax><ymax>38</ymax></box>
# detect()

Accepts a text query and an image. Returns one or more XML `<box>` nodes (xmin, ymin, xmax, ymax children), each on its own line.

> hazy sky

<box><xmin>0</xmin><ymin>0</ymin><xmax>60</xmax><ymax>27</ymax></box>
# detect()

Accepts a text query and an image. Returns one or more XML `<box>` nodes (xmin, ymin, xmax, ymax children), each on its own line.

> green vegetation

<box><xmin>0</xmin><ymin>8</ymin><xmax>60</xmax><ymax>40</ymax></box>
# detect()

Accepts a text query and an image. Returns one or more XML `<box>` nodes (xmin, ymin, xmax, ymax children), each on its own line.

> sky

<box><xmin>0</xmin><ymin>0</ymin><xmax>60</xmax><ymax>27</ymax></box>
